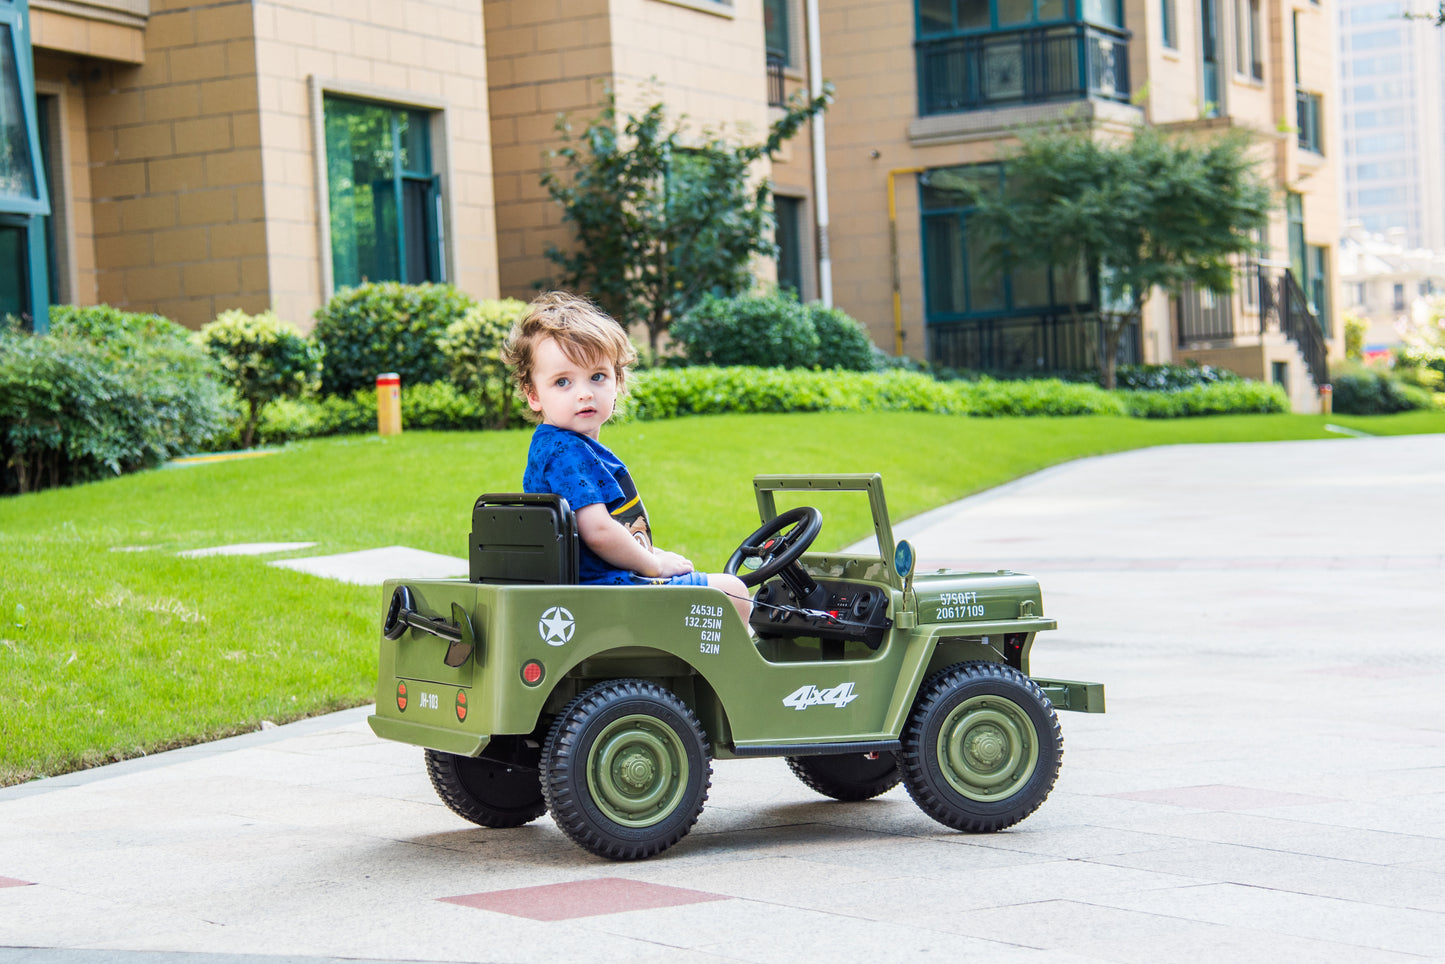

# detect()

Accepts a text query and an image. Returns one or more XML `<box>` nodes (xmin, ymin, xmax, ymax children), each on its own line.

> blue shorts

<box><xmin>648</xmin><ymin>571</ymin><xmax>709</xmax><ymax>587</ymax></box>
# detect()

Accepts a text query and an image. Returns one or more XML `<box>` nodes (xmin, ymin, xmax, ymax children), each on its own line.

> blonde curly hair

<box><xmin>501</xmin><ymin>292</ymin><xmax>637</xmax><ymax>407</ymax></box>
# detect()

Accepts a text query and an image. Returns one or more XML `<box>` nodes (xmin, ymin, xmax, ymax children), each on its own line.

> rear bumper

<box><xmin>1032</xmin><ymin>678</ymin><xmax>1106</xmax><ymax>713</ymax></box>
<box><xmin>368</xmin><ymin>714</ymin><xmax>490</xmax><ymax>756</ymax></box>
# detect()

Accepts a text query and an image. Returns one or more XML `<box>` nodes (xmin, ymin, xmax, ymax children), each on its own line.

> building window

<box><xmin>1307</xmin><ymin>244</ymin><xmax>1328</xmax><ymax>324</ymax></box>
<box><xmin>774</xmin><ymin>195</ymin><xmax>804</xmax><ymax>297</ymax></box>
<box><xmin>1162</xmin><ymin>0</ymin><xmax>1176</xmax><ymax>47</ymax></box>
<box><xmin>0</xmin><ymin>0</ymin><xmax>51</xmax><ymax>329</ymax></box>
<box><xmin>1392</xmin><ymin>283</ymin><xmax>1405</xmax><ymax>310</ymax></box>
<box><xmin>323</xmin><ymin>95</ymin><xmax>443</xmax><ymax>290</ymax></box>
<box><xmin>915</xmin><ymin>0</ymin><xmax>1130</xmax><ymax>116</ymax></box>
<box><xmin>1199</xmin><ymin>0</ymin><xmax>1221</xmax><ymax>115</ymax></box>
<box><xmin>1234</xmin><ymin>0</ymin><xmax>1263</xmax><ymax>79</ymax></box>
<box><xmin>1287</xmin><ymin>192</ymin><xmax>1306</xmax><ymax>287</ymax></box>
<box><xmin>1296</xmin><ymin>89</ymin><xmax>1324</xmax><ymax>154</ymax></box>
<box><xmin>764</xmin><ymin>0</ymin><xmax>791</xmax><ymax>65</ymax></box>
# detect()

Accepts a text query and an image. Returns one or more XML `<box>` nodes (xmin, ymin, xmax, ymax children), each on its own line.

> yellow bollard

<box><xmin>1318</xmin><ymin>384</ymin><xmax>1332</xmax><ymax>416</ymax></box>
<box><xmin>376</xmin><ymin>372</ymin><xmax>402</xmax><ymax>436</ymax></box>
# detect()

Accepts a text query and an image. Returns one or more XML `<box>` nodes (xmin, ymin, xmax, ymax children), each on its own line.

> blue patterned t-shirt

<box><xmin>523</xmin><ymin>424</ymin><xmax>653</xmax><ymax>585</ymax></box>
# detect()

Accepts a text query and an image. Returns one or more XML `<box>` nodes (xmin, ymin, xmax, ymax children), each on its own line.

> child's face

<box><xmin>525</xmin><ymin>336</ymin><xmax>618</xmax><ymax>440</ymax></box>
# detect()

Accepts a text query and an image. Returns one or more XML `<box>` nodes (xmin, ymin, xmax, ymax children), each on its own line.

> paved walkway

<box><xmin>3</xmin><ymin>434</ymin><xmax>1443</xmax><ymax>963</ymax></box>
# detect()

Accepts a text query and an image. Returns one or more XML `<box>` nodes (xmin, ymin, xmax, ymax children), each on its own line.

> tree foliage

<box><xmin>963</xmin><ymin>124</ymin><xmax>1273</xmax><ymax>388</ymax></box>
<box><xmin>541</xmin><ymin>88</ymin><xmax>831</xmax><ymax>352</ymax></box>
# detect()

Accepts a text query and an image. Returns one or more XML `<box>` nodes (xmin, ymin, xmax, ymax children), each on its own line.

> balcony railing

<box><xmin>766</xmin><ymin>50</ymin><xmax>787</xmax><ymax>108</ymax></box>
<box><xmin>917</xmin><ymin>25</ymin><xmax>1131</xmax><ymax>116</ymax></box>
<box><xmin>1296</xmin><ymin>88</ymin><xmax>1324</xmax><ymax>154</ymax></box>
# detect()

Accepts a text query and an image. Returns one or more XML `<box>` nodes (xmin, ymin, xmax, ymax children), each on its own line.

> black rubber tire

<box><xmin>900</xmin><ymin>661</ymin><xmax>1062</xmax><ymax>833</ymax></box>
<box><xmin>424</xmin><ymin>748</ymin><xmax>546</xmax><ymax>828</ymax></box>
<box><xmin>541</xmin><ymin>679</ymin><xmax>712</xmax><ymax>860</ymax></box>
<box><xmin>785</xmin><ymin>752</ymin><xmax>902</xmax><ymax>801</ymax></box>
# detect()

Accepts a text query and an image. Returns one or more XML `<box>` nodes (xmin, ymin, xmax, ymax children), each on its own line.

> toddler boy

<box><xmin>501</xmin><ymin>292</ymin><xmax>750</xmax><ymax>620</ymax></box>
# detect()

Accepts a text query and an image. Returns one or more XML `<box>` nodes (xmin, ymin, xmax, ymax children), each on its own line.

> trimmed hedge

<box><xmin>670</xmin><ymin>292</ymin><xmax>880</xmax><ymax>371</ymax></box>
<box><xmin>3</xmin><ymin>307</ymin><xmax>230</xmax><ymax>494</ymax></box>
<box><xmin>1330</xmin><ymin>368</ymin><xmax>1436</xmax><ymax>415</ymax></box>
<box><xmin>312</xmin><ymin>282</ymin><xmax>474</xmax><ymax>395</ymax></box>
<box><xmin>618</xmin><ymin>367</ymin><xmax>1285</xmax><ymax>421</ymax></box>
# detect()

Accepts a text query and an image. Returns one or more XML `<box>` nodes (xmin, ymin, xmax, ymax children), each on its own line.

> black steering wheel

<box><xmin>724</xmin><ymin>506</ymin><xmax>823</xmax><ymax>588</ymax></box>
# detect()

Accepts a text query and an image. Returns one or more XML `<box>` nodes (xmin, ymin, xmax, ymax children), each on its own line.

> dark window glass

<box><xmin>0</xmin><ymin>220</ymin><xmax>23</xmax><ymax>316</ymax></box>
<box><xmin>764</xmin><ymin>0</ymin><xmax>790</xmax><ymax>62</ymax></box>
<box><xmin>920</xmin><ymin>0</ymin><xmax>954</xmax><ymax>33</ymax></box>
<box><xmin>774</xmin><ymin>195</ymin><xmax>803</xmax><ymax>296</ymax></box>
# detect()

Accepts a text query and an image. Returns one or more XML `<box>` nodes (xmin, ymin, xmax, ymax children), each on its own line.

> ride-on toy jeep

<box><xmin>369</xmin><ymin>474</ymin><xmax>1104</xmax><ymax>860</ymax></box>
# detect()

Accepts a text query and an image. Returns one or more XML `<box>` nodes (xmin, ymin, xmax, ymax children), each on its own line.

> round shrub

<box><xmin>1330</xmin><ymin>367</ymin><xmax>1436</xmax><ymax>415</ymax></box>
<box><xmin>808</xmin><ymin>303</ymin><xmax>880</xmax><ymax>371</ymax></box>
<box><xmin>671</xmin><ymin>293</ymin><xmax>818</xmax><ymax>368</ymax></box>
<box><xmin>312</xmin><ymin>282</ymin><xmax>475</xmax><ymax>395</ymax></box>
<box><xmin>437</xmin><ymin>298</ymin><xmax>528</xmax><ymax>428</ymax></box>
<box><xmin>196</xmin><ymin>310</ymin><xmax>323</xmax><ymax>448</ymax></box>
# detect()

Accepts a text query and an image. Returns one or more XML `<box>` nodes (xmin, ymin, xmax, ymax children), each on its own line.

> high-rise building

<box><xmin>1336</xmin><ymin>0</ymin><xmax>1445</xmax><ymax>250</ymax></box>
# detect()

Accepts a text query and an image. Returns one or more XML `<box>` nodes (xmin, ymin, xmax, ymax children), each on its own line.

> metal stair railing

<box><xmin>1276</xmin><ymin>269</ymin><xmax>1328</xmax><ymax>389</ymax></box>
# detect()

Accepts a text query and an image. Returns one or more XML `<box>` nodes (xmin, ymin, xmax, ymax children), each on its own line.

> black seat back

<box><xmin>469</xmin><ymin>493</ymin><xmax>579</xmax><ymax>585</ymax></box>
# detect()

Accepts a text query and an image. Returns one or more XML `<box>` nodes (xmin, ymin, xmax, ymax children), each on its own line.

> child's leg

<box><xmin>706</xmin><ymin>572</ymin><xmax>751</xmax><ymax>624</ymax></box>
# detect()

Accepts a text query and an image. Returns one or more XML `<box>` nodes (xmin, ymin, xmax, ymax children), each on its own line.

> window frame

<box><xmin>309</xmin><ymin>77</ymin><xmax>453</xmax><ymax>297</ymax></box>
<box><xmin>0</xmin><ymin>0</ymin><xmax>48</xmax><ymax>218</ymax></box>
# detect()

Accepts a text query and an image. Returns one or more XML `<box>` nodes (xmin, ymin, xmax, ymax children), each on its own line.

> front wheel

<box><xmin>900</xmin><ymin>661</ymin><xmax>1061</xmax><ymax>833</ymax></box>
<box><xmin>425</xmin><ymin>749</ymin><xmax>546</xmax><ymax>828</ymax></box>
<box><xmin>786</xmin><ymin>752</ymin><xmax>901</xmax><ymax>801</ymax></box>
<box><xmin>541</xmin><ymin>679</ymin><xmax>712</xmax><ymax>860</ymax></box>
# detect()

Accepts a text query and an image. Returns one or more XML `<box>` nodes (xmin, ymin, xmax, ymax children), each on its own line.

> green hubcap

<box><xmin>936</xmin><ymin>695</ymin><xmax>1039</xmax><ymax>802</ymax></box>
<box><xmin>586</xmin><ymin>714</ymin><xmax>689</xmax><ymax>828</ymax></box>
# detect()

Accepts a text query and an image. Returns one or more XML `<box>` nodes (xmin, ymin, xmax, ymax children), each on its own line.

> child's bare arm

<box><xmin>575</xmin><ymin>503</ymin><xmax>693</xmax><ymax>578</ymax></box>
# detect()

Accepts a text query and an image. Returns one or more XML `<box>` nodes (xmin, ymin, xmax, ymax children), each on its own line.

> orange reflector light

<box><xmin>521</xmin><ymin>660</ymin><xmax>544</xmax><ymax>686</ymax></box>
<box><xmin>455</xmin><ymin>689</ymin><xmax>468</xmax><ymax>722</ymax></box>
<box><xmin>396</xmin><ymin>681</ymin><xmax>408</xmax><ymax>712</ymax></box>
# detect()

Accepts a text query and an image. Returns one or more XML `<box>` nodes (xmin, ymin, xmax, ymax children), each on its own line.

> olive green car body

<box><xmin>367</xmin><ymin>474</ymin><xmax>1104</xmax><ymax>763</ymax></box>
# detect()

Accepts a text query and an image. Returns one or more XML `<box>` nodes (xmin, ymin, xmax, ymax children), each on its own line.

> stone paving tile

<box><xmin>1097</xmin><ymin>882</ymin><xmax>1445</xmax><ymax>957</ymax></box>
<box><xmin>1093</xmin><ymin>839</ymin><xmax>1445</xmax><ymax>913</ymax></box>
<box><xmin>931</xmin><ymin>897</ymin><xmax>1427</xmax><ymax>962</ymax></box>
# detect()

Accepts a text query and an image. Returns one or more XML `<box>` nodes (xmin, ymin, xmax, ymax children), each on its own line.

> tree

<box><xmin>963</xmin><ymin>124</ymin><xmax>1274</xmax><ymax>388</ymax></box>
<box><xmin>541</xmin><ymin>88</ymin><xmax>830</xmax><ymax>353</ymax></box>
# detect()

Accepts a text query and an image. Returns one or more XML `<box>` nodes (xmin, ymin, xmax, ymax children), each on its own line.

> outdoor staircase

<box><xmin>1175</xmin><ymin>265</ymin><xmax>1330</xmax><ymax>412</ymax></box>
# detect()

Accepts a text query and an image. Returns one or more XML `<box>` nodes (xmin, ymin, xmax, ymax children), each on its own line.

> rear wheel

<box><xmin>425</xmin><ymin>749</ymin><xmax>546</xmax><ymax>828</ymax></box>
<box><xmin>542</xmin><ymin>679</ymin><xmax>712</xmax><ymax>860</ymax></box>
<box><xmin>786</xmin><ymin>752</ymin><xmax>901</xmax><ymax>801</ymax></box>
<box><xmin>901</xmin><ymin>661</ymin><xmax>1061</xmax><ymax>833</ymax></box>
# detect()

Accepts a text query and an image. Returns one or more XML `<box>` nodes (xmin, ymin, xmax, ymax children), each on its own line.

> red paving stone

<box><xmin>440</xmin><ymin>876</ymin><xmax>731</xmax><ymax>921</ymax></box>
<box><xmin>1108</xmin><ymin>784</ymin><xmax>1337</xmax><ymax>810</ymax></box>
<box><xmin>0</xmin><ymin>877</ymin><xmax>34</xmax><ymax>888</ymax></box>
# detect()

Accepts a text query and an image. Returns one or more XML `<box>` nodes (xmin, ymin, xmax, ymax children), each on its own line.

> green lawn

<box><xmin>2</xmin><ymin>409</ymin><xmax>1442</xmax><ymax>786</ymax></box>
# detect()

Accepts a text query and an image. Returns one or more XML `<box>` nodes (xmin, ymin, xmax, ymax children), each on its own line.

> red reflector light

<box><xmin>521</xmin><ymin>660</ymin><xmax>544</xmax><ymax>686</ymax></box>
<box><xmin>455</xmin><ymin>689</ymin><xmax>468</xmax><ymax>722</ymax></box>
<box><xmin>396</xmin><ymin>681</ymin><xmax>408</xmax><ymax>712</ymax></box>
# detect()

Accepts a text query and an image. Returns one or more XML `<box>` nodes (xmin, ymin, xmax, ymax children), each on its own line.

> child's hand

<box><xmin>650</xmin><ymin>547</ymin><xmax>694</xmax><ymax>577</ymax></box>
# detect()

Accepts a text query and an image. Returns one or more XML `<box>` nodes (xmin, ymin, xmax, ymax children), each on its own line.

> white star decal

<box><xmin>538</xmin><ymin>606</ymin><xmax>575</xmax><ymax>646</ymax></box>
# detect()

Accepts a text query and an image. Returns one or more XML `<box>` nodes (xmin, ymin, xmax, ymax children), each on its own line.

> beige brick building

<box><xmin>5</xmin><ymin>0</ymin><xmax>1337</xmax><ymax>406</ymax></box>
